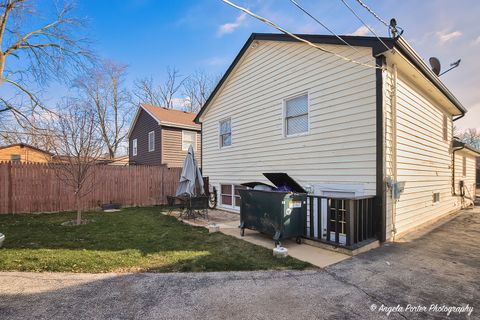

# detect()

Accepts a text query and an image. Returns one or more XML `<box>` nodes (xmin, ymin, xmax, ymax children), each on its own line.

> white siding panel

<box><xmin>202</xmin><ymin>41</ymin><xmax>377</xmax><ymax>197</ymax></box>
<box><xmin>393</xmin><ymin>73</ymin><xmax>461</xmax><ymax>236</ymax></box>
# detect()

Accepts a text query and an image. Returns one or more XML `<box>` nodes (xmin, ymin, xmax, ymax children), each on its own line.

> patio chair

<box><xmin>185</xmin><ymin>196</ymin><xmax>209</xmax><ymax>221</ymax></box>
<box><xmin>166</xmin><ymin>195</ymin><xmax>186</xmax><ymax>215</ymax></box>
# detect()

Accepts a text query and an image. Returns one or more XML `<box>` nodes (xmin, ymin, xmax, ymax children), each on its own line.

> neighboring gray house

<box><xmin>128</xmin><ymin>104</ymin><xmax>201</xmax><ymax>167</ymax></box>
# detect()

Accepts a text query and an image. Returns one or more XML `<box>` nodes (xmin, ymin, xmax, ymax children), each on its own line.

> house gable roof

<box><xmin>0</xmin><ymin>143</ymin><xmax>53</xmax><ymax>156</ymax></box>
<box><xmin>453</xmin><ymin>139</ymin><xmax>480</xmax><ymax>156</ymax></box>
<box><xmin>128</xmin><ymin>104</ymin><xmax>200</xmax><ymax>138</ymax></box>
<box><xmin>194</xmin><ymin>33</ymin><xmax>466</xmax><ymax>123</ymax></box>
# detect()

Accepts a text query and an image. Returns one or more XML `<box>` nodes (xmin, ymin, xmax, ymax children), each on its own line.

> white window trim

<box><xmin>132</xmin><ymin>139</ymin><xmax>137</xmax><ymax>156</ymax></box>
<box><xmin>219</xmin><ymin>118</ymin><xmax>232</xmax><ymax>149</ymax></box>
<box><xmin>282</xmin><ymin>92</ymin><xmax>310</xmax><ymax>138</ymax></box>
<box><xmin>148</xmin><ymin>131</ymin><xmax>155</xmax><ymax>152</ymax></box>
<box><xmin>182</xmin><ymin>130</ymin><xmax>197</xmax><ymax>151</ymax></box>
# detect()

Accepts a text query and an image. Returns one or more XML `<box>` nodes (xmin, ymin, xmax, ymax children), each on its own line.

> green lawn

<box><xmin>0</xmin><ymin>207</ymin><xmax>310</xmax><ymax>273</ymax></box>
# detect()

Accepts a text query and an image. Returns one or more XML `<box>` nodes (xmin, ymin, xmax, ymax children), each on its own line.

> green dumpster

<box><xmin>239</xmin><ymin>173</ymin><xmax>307</xmax><ymax>245</ymax></box>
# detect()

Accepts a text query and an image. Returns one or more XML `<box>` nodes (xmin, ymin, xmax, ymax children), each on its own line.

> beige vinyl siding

<box><xmin>391</xmin><ymin>72</ymin><xmax>460</xmax><ymax>236</ymax></box>
<box><xmin>0</xmin><ymin>145</ymin><xmax>52</xmax><ymax>163</ymax></box>
<box><xmin>201</xmin><ymin>41</ymin><xmax>377</xmax><ymax>198</ymax></box>
<box><xmin>161</xmin><ymin>127</ymin><xmax>201</xmax><ymax>168</ymax></box>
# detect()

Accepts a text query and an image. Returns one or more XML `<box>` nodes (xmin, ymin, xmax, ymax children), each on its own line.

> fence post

<box><xmin>7</xmin><ymin>162</ymin><xmax>13</xmax><ymax>214</ymax></box>
<box><xmin>346</xmin><ymin>199</ymin><xmax>355</xmax><ymax>247</ymax></box>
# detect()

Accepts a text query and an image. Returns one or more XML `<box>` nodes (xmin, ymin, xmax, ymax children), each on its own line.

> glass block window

<box><xmin>182</xmin><ymin>131</ymin><xmax>196</xmax><ymax>151</ymax></box>
<box><xmin>219</xmin><ymin>118</ymin><xmax>231</xmax><ymax>147</ymax></box>
<box><xmin>285</xmin><ymin>94</ymin><xmax>309</xmax><ymax>136</ymax></box>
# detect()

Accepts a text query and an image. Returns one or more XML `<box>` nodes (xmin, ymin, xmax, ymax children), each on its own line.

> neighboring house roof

<box><xmin>97</xmin><ymin>155</ymin><xmax>130</xmax><ymax>166</ymax></box>
<box><xmin>0</xmin><ymin>143</ymin><xmax>53</xmax><ymax>156</ymax></box>
<box><xmin>453</xmin><ymin>139</ymin><xmax>480</xmax><ymax>156</ymax></box>
<box><xmin>128</xmin><ymin>104</ymin><xmax>200</xmax><ymax>137</ymax></box>
<box><xmin>194</xmin><ymin>33</ymin><xmax>467</xmax><ymax>123</ymax></box>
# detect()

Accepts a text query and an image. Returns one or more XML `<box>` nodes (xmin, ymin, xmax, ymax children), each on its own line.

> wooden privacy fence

<box><xmin>0</xmin><ymin>162</ymin><xmax>182</xmax><ymax>214</ymax></box>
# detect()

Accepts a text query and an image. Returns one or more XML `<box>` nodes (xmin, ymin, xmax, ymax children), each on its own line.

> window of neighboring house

<box><xmin>10</xmin><ymin>154</ymin><xmax>21</xmax><ymax>163</ymax></box>
<box><xmin>220</xmin><ymin>184</ymin><xmax>246</xmax><ymax>208</ymax></box>
<box><xmin>132</xmin><ymin>139</ymin><xmax>137</xmax><ymax>156</ymax></box>
<box><xmin>463</xmin><ymin>156</ymin><xmax>467</xmax><ymax>176</ymax></box>
<box><xmin>442</xmin><ymin>115</ymin><xmax>448</xmax><ymax>141</ymax></box>
<box><xmin>182</xmin><ymin>130</ymin><xmax>196</xmax><ymax>151</ymax></box>
<box><xmin>285</xmin><ymin>93</ymin><xmax>309</xmax><ymax>136</ymax></box>
<box><xmin>219</xmin><ymin>118</ymin><xmax>231</xmax><ymax>148</ymax></box>
<box><xmin>148</xmin><ymin>131</ymin><xmax>155</xmax><ymax>152</ymax></box>
<box><xmin>433</xmin><ymin>192</ymin><xmax>440</xmax><ymax>203</ymax></box>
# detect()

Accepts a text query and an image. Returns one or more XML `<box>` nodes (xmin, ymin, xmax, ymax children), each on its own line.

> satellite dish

<box><xmin>429</xmin><ymin>57</ymin><xmax>441</xmax><ymax>76</ymax></box>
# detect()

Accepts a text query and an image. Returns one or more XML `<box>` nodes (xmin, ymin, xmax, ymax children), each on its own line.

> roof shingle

<box><xmin>141</xmin><ymin>104</ymin><xmax>200</xmax><ymax>130</ymax></box>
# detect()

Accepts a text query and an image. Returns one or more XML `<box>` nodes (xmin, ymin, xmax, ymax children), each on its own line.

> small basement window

<box><xmin>132</xmin><ymin>139</ymin><xmax>137</xmax><ymax>156</ymax></box>
<box><xmin>433</xmin><ymin>192</ymin><xmax>440</xmax><ymax>203</ymax></box>
<box><xmin>182</xmin><ymin>131</ymin><xmax>196</xmax><ymax>151</ymax></box>
<box><xmin>148</xmin><ymin>131</ymin><xmax>155</xmax><ymax>152</ymax></box>
<box><xmin>220</xmin><ymin>184</ymin><xmax>246</xmax><ymax>209</ymax></box>
<box><xmin>219</xmin><ymin>118</ymin><xmax>231</xmax><ymax>148</ymax></box>
<box><xmin>285</xmin><ymin>93</ymin><xmax>309</xmax><ymax>136</ymax></box>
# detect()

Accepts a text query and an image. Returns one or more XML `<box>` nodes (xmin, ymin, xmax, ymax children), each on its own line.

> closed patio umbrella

<box><xmin>175</xmin><ymin>145</ymin><xmax>204</xmax><ymax>197</ymax></box>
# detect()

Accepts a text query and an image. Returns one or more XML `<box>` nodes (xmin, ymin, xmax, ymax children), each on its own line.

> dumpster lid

<box><xmin>262</xmin><ymin>173</ymin><xmax>307</xmax><ymax>193</ymax></box>
<box><xmin>240</xmin><ymin>181</ymin><xmax>274</xmax><ymax>188</ymax></box>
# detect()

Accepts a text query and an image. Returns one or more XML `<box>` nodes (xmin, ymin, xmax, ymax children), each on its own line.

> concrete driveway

<box><xmin>1</xmin><ymin>208</ymin><xmax>478</xmax><ymax>320</ymax></box>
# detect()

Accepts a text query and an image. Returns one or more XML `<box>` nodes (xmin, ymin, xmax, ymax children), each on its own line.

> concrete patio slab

<box><xmin>170</xmin><ymin>209</ymin><xmax>350</xmax><ymax>268</ymax></box>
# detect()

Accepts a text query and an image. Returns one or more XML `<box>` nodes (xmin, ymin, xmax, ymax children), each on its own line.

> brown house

<box><xmin>128</xmin><ymin>104</ymin><xmax>201</xmax><ymax>167</ymax></box>
<box><xmin>0</xmin><ymin>143</ymin><xmax>53</xmax><ymax>163</ymax></box>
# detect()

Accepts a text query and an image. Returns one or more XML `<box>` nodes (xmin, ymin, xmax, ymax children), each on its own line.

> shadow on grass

<box><xmin>0</xmin><ymin>207</ymin><xmax>310</xmax><ymax>272</ymax></box>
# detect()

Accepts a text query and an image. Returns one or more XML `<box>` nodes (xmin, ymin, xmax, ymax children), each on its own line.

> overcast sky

<box><xmin>8</xmin><ymin>0</ymin><xmax>480</xmax><ymax>130</ymax></box>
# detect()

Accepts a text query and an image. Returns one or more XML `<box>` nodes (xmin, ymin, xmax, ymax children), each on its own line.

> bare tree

<box><xmin>47</xmin><ymin>101</ymin><xmax>104</xmax><ymax>225</ymax></box>
<box><xmin>74</xmin><ymin>60</ymin><xmax>133</xmax><ymax>159</ymax></box>
<box><xmin>457</xmin><ymin>128</ymin><xmax>480</xmax><ymax>149</ymax></box>
<box><xmin>133</xmin><ymin>76</ymin><xmax>162</xmax><ymax>107</ymax></box>
<box><xmin>134</xmin><ymin>66</ymin><xmax>185</xmax><ymax>108</ymax></box>
<box><xmin>182</xmin><ymin>70</ymin><xmax>216</xmax><ymax>113</ymax></box>
<box><xmin>0</xmin><ymin>0</ymin><xmax>93</xmax><ymax>124</ymax></box>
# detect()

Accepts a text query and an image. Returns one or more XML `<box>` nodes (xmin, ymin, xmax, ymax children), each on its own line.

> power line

<box><xmin>340</xmin><ymin>0</ymin><xmax>391</xmax><ymax>51</ymax></box>
<box><xmin>289</xmin><ymin>0</ymin><xmax>361</xmax><ymax>54</ymax></box>
<box><xmin>221</xmin><ymin>0</ymin><xmax>382</xmax><ymax>69</ymax></box>
<box><xmin>354</xmin><ymin>0</ymin><xmax>389</xmax><ymax>27</ymax></box>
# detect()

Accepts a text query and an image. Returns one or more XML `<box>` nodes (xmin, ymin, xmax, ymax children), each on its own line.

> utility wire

<box><xmin>354</xmin><ymin>0</ymin><xmax>389</xmax><ymax>27</ymax></box>
<box><xmin>221</xmin><ymin>0</ymin><xmax>382</xmax><ymax>69</ymax></box>
<box><xmin>289</xmin><ymin>0</ymin><xmax>360</xmax><ymax>54</ymax></box>
<box><xmin>340</xmin><ymin>0</ymin><xmax>391</xmax><ymax>51</ymax></box>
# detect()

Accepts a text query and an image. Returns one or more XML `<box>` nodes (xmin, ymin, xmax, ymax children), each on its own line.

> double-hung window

<box><xmin>219</xmin><ymin>118</ymin><xmax>231</xmax><ymax>148</ymax></box>
<box><xmin>148</xmin><ymin>131</ymin><xmax>155</xmax><ymax>152</ymax></box>
<box><xmin>182</xmin><ymin>131</ymin><xmax>196</xmax><ymax>151</ymax></box>
<box><xmin>285</xmin><ymin>93</ymin><xmax>309</xmax><ymax>136</ymax></box>
<box><xmin>132</xmin><ymin>139</ymin><xmax>138</xmax><ymax>156</ymax></box>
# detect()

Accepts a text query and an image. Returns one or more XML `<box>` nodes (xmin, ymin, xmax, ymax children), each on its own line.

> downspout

<box><xmin>390</xmin><ymin>63</ymin><xmax>398</xmax><ymax>241</ymax></box>
<box><xmin>200</xmin><ymin>122</ymin><xmax>203</xmax><ymax>172</ymax></box>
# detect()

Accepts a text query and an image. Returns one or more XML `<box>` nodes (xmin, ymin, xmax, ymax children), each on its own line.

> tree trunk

<box><xmin>75</xmin><ymin>193</ymin><xmax>82</xmax><ymax>225</ymax></box>
<box><xmin>0</xmin><ymin>53</ymin><xmax>5</xmax><ymax>85</ymax></box>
